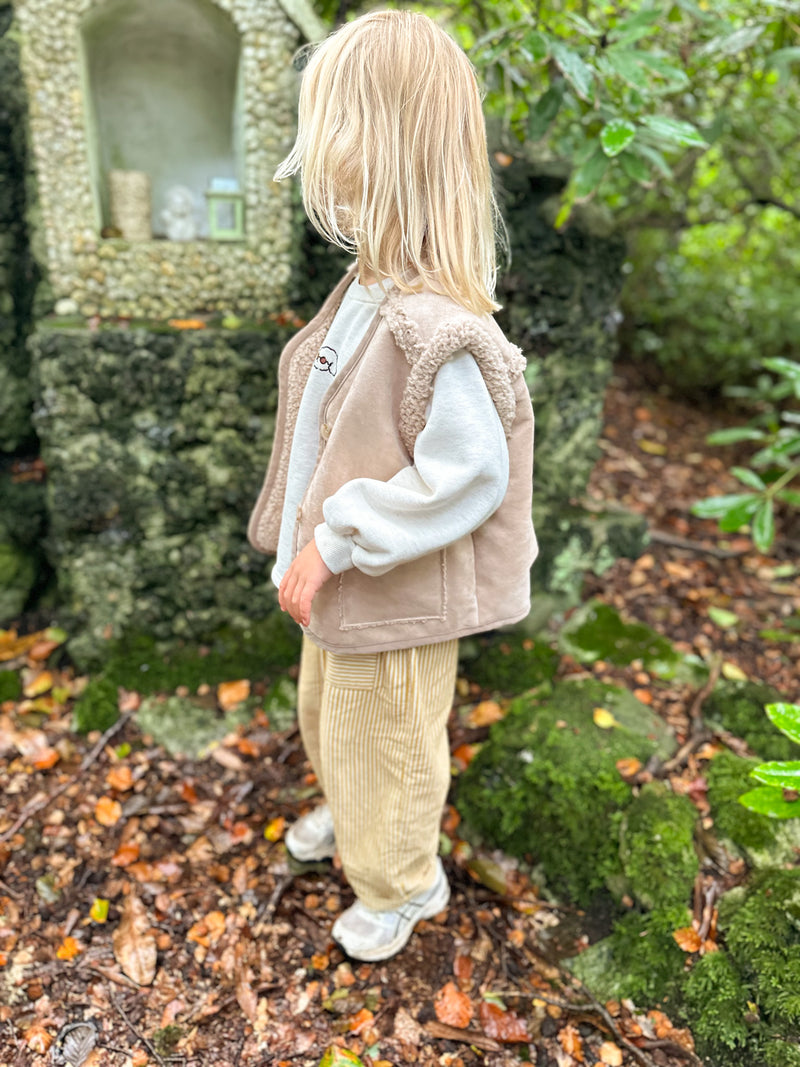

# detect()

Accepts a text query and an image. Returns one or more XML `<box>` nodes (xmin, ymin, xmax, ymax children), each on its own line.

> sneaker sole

<box><xmin>333</xmin><ymin>872</ymin><xmax>451</xmax><ymax>962</ymax></box>
<box><xmin>285</xmin><ymin>839</ymin><xmax>337</xmax><ymax>863</ymax></box>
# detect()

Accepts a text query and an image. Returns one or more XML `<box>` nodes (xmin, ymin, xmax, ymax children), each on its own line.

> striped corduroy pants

<box><xmin>296</xmin><ymin>634</ymin><xmax>459</xmax><ymax>910</ymax></box>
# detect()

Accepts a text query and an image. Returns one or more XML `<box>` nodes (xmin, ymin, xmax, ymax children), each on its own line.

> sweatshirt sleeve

<box><xmin>313</xmin><ymin>349</ymin><xmax>510</xmax><ymax>577</ymax></box>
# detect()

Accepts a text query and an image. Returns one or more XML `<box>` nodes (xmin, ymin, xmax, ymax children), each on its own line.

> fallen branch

<box><xmin>647</xmin><ymin>529</ymin><xmax>749</xmax><ymax>559</ymax></box>
<box><xmin>424</xmin><ymin>1020</ymin><xmax>502</xmax><ymax>1052</ymax></box>
<box><xmin>0</xmin><ymin>710</ymin><xmax>135</xmax><ymax>843</ymax></box>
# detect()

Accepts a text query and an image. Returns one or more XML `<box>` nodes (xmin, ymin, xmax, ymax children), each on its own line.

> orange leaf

<box><xmin>558</xmin><ymin>1023</ymin><xmax>585</xmax><ymax>1062</ymax></box>
<box><xmin>479</xmin><ymin>1001</ymin><xmax>529</xmax><ymax>1043</ymax></box>
<box><xmin>433</xmin><ymin>980</ymin><xmax>473</xmax><ymax>1028</ymax></box>
<box><xmin>111</xmin><ymin>842</ymin><xmax>140</xmax><ymax>867</ymax></box>
<box><xmin>598</xmin><ymin>1041</ymin><xmax>623</xmax><ymax>1066</ymax></box>
<box><xmin>56</xmin><ymin>936</ymin><xmax>83</xmax><ymax>960</ymax></box>
<box><xmin>26</xmin><ymin>1023</ymin><xmax>54</xmax><ymax>1052</ymax></box>
<box><xmin>633</xmin><ymin>687</ymin><xmax>653</xmax><ymax>705</ymax></box>
<box><xmin>28</xmin><ymin>639</ymin><xmax>62</xmax><ymax>662</ymax></box>
<box><xmin>218</xmin><ymin>679</ymin><xmax>250</xmax><ymax>711</ymax></box>
<box><xmin>453</xmin><ymin>953</ymin><xmax>473</xmax><ymax>990</ymax></box>
<box><xmin>32</xmin><ymin>747</ymin><xmax>60</xmax><ymax>770</ymax></box>
<box><xmin>95</xmin><ymin>796</ymin><xmax>122</xmax><ymax>827</ymax></box>
<box><xmin>467</xmin><ymin>700</ymin><xmax>504</xmax><ymax>727</ymax></box>
<box><xmin>106</xmin><ymin>765</ymin><xmax>134</xmax><ymax>792</ymax></box>
<box><xmin>348</xmin><ymin>1008</ymin><xmax>374</xmax><ymax>1034</ymax></box>
<box><xmin>167</xmin><ymin>318</ymin><xmax>207</xmax><ymax>329</ymax></box>
<box><xmin>131</xmin><ymin>1052</ymin><xmax>149</xmax><ymax>1067</ymax></box>
<box><xmin>0</xmin><ymin>630</ymin><xmax>42</xmax><ymax>662</ymax></box>
<box><xmin>187</xmin><ymin>910</ymin><xmax>226</xmax><ymax>947</ymax></box>
<box><xmin>615</xmin><ymin>757</ymin><xmax>642</xmax><ymax>779</ymax></box>
<box><xmin>236</xmin><ymin>737</ymin><xmax>260</xmax><ymax>757</ymax></box>
<box><xmin>451</xmin><ymin>743</ymin><xmax>478</xmax><ymax>771</ymax></box>
<box><xmin>264</xmin><ymin>816</ymin><xmax>286</xmax><ymax>842</ymax></box>
<box><xmin>673</xmin><ymin>926</ymin><xmax>702</xmax><ymax>953</ymax></box>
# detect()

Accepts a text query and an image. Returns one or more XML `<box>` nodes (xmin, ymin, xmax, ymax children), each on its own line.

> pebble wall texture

<box><xmin>11</xmin><ymin>0</ymin><xmax>324</xmax><ymax>319</ymax></box>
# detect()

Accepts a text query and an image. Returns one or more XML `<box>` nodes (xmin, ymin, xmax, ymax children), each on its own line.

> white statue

<box><xmin>160</xmin><ymin>185</ymin><xmax>198</xmax><ymax>241</ymax></box>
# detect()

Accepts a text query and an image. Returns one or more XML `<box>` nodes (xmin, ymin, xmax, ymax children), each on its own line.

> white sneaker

<box><xmin>332</xmin><ymin>858</ymin><xmax>450</xmax><ymax>961</ymax></box>
<box><xmin>285</xmin><ymin>803</ymin><xmax>336</xmax><ymax>862</ymax></box>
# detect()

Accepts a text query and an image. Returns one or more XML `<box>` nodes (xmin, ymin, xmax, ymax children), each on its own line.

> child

<box><xmin>247</xmin><ymin>9</ymin><xmax>537</xmax><ymax>962</ymax></box>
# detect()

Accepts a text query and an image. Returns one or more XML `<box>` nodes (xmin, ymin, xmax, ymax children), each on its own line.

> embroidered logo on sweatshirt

<box><xmin>314</xmin><ymin>346</ymin><xmax>338</xmax><ymax>377</ymax></box>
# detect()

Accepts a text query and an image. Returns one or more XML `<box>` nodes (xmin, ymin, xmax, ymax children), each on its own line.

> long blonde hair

<box><xmin>275</xmin><ymin>9</ymin><xmax>503</xmax><ymax>315</ymax></box>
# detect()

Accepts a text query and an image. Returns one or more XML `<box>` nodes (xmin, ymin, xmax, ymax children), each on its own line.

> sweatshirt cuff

<box><xmin>314</xmin><ymin>522</ymin><xmax>355</xmax><ymax>575</ymax></box>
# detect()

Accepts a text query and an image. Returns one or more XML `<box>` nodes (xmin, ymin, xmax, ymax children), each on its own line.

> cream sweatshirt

<box><xmin>271</xmin><ymin>278</ymin><xmax>510</xmax><ymax>586</ymax></box>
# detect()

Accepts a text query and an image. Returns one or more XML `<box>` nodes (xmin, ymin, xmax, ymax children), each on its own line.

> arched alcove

<box><xmin>80</xmin><ymin>0</ymin><xmax>243</xmax><ymax>239</ymax></box>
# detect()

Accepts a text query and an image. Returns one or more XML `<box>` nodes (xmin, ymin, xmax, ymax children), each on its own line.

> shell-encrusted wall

<box><xmin>11</xmin><ymin>0</ymin><xmax>322</xmax><ymax>319</ymax></box>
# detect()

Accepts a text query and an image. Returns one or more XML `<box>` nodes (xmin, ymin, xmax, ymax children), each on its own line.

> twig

<box><xmin>646</xmin><ymin>528</ymin><xmax>749</xmax><ymax>559</ymax></box>
<box><xmin>109</xmin><ymin>988</ymin><xmax>167</xmax><ymax>1067</ymax></box>
<box><xmin>687</xmin><ymin>655</ymin><xmax>723</xmax><ymax>725</ymax></box>
<box><xmin>84</xmin><ymin>962</ymin><xmax>141</xmax><ymax>990</ymax></box>
<box><xmin>256</xmin><ymin>874</ymin><xmax>292</xmax><ymax>926</ymax></box>
<box><xmin>495</xmin><ymin>989</ymin><xmax>659</xmax><ymax>1067</ymax></box>
<box><xmin>0</xmin><ymin>710</ymin><xmax>135</xmax><ymax>842</ymax></box>
<box><xmin>424</xmin><ymin>1020</ymin><xmax>502</xmax><ymax>1052</ymax></box>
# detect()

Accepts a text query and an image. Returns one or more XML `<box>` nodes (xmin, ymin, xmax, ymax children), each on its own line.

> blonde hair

<box><xmin>275</xmin><ymin>9</ymin><xmax>503</xmax><ymax>315</ymax></box>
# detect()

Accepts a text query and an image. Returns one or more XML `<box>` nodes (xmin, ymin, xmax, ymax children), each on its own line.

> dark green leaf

<box><xmin>628</xmin><ymin>141</ymin><xmax>672</xmax><ymax>178</ymax></box>
<box><xmin>619</xmin><ymin>150</ymin><xmax>652</xmax><ymax>184</ymax></box>
<box><xmin>527</xmin><ymin>83</ymin><xmax>565</xmax><ymax>142</ymax></box>
<box><xmin>551</xmin><ymin>41</ymin><xmax>594</xmax><ymax>101</ymax></box>
<box><xmin>572</xmin><ymin>146</ymin><xmax>609</xmax><ymax>199</ymax></box>
<box><xmin>601</xmin><ymin>119</ymin><xmax>637</xmax><ymax>158</ymax></box>
<box><xmin>522</xmin><ymin>30</ymin><xmax>549</xmax><ymax>63</ymax></box>
<box><xmin>718</xmin><ymin>495</ymin><xmax>762</xmax><ymax>532</ymax></box>
<box><xmin>765</xmin><ymin>703</ymin><xmax>800</xmax><ymax>745</ymax></box>
<box><xmin>752</xmin><ymin>499</ymin><xmax>775</xmax><ymax>552</ymax></box>
<box><xmin>634</xmin><ymin>52</ymin><xmax>690</xmax><ymax>89</ymax></box>
<box><xmin>739</xmin><ymin>785</ymin><xmax>800</xmax><ymax>819</ymax></box>
<box><xmin>604</xmin><ymin>49</ymin><xmax>651</xmax><ymax>90</ymax></box>
<box><xmin>611</xmin><ymin>7</ymin><xmax>662</xmax><ymax>45</ymax></box>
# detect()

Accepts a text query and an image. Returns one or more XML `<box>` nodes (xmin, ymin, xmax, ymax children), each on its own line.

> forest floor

<box><xmin>1</xmin><ymin>362</ymin><xmax>798</xmax><ymax>1067</ymax></box>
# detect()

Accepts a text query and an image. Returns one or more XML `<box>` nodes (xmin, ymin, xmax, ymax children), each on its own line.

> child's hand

<box><xmin>279</xmin><ymin>539</ymin><xmax>334</xmax><ymax>627</ymax></box>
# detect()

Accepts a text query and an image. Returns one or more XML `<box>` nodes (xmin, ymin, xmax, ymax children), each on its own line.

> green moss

<box><xmin>72</xmin><ymin>676</ymin><xmax>119</xmax><ymax>734</ymax></box>
<box><xmin>680</xmin><ymin>950</ymin><xmax>753</xmax><ymax>1061</ymax></box>
<box><xmin>558</xmin><ymin>599</ymin><xmax>701</xmax><ymax>681</ymax></box>
<box><xmin>616</xmin><ymin>783</ymin><xmax>698</xmax><ymax>910</ymax></box>
<box><xmin>706</xmin><ymin>751</ymin><xmax>781</xmax><ymax>859</ymax></box>
<box><xmin>704</xmin><ymin>680</ymin><xmax>798</xmax><ymax>761</ymax></box>
<box><xmin>0</xmin><ymin>668</ymin><xmax>20</xmax><ymax>701</ymax></box>
<box><xmin>568</xmin><ymin>904</ymin><xmax>690</xmax><ymax>1007</ymax></box>
<box><xmin>461</xmin><ymin>632</ymin><xmax>558</xmax><ymax>694</ymax></box>
<box><xmin>136</xmin><ymin>693</ymin><xmax>255</xmax><ymax>759</ymax></box>
<box><xmin>457</xmin><ymin>678</ymin><xmax>675</xmax><ymax>905</ymax></box>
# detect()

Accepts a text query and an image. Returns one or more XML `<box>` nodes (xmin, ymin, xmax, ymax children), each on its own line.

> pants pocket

<box><xmin>324</xmin><ymin>650</ymin><xmax>380</xmax><ymax>691</ymax></box>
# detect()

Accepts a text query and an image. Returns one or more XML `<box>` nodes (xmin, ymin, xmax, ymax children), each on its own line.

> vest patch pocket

<box><xmin>338</xmin><ymin>550</ymin><xmax>447</xmax><ymax>630</ymax></box>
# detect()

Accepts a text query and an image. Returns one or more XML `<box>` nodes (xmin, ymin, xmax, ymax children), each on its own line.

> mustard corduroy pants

<box><xmin>296</xmin><ymin>634</ymin><xmax>459</xmax><ymax>910</ymax></box>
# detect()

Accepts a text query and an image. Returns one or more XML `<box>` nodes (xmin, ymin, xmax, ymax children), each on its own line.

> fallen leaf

<box><xmin>434</xmin><ymin>980</ymin><xmax>473</xmax><ymax>1028</ymax></box>
<box><xmin>632</xmin><ymin>687</ymin><xmax>652</xmax><ymax>705</ymax></box>
<box><xmin>218</xmin><ymin>679</ymin><xmax>250</xmax><ymax>711</ymax></box>
<box><xmin>616</xmin><ymin>757</ymin><xmax>642</xmax><ymax>779</ymax></box>
<box><xmin>56</xmin><ymin>936</ymin><xmax>83</xmax><ymax>960</ymax></box>
<box><xmin>168</xmin><ymin>318</ymin><xmax>207</xmax><ymax>329</ymax></box>
<box><xmin>187</xmin><ymin>910</ymin><xmax>226</xmax><ymax>947</ymax></box>
<box><xmin>721</xmin><ymin>661</ymin><xmax>748</xmax><ymax>681</ymax></box>
<box><xmin>106</xmin><ymin>765</ymin><xmax>134</xmax><ymax>792</ymax></box>
<box><xmin>89</xmin><ymin>898</ymin><xmax>110</xmax><ymax>923</ymax></box>
<box><xmin>131</xmin><ymin>1050</ymin><xmax>149</xmax><ymax>1066</ymax></box>
<box><xmin>264</xmin><ymin>816</ymin><xmax>286</xmax><ymax>842</ymax></box>
<box><xmin>468</xmin><ymin>701</ymin><xmax>504</xmax><ymax>727</ymax></box>
<box><xmin>673</xmin><ymin>926</ymin><xmax>702</xmax><ymax>953</ymax></box>
<box><xmin>95</xmin><ymin>796</ymin><xmax>122</xmax><ymax>826</ymax></box>
<box><xmin>113</xmin><ymin>895</ymin><xmax>157</xmax><ymax>985</ymax></box>
<box><xmin>26</xmin><ymin>1023</ymin><xmax>53</xmax><ymax>1052</ymax></box>
<box><xmin>598</xmin><ymin>1040</ymin><xmax>623</xmax><ymax>1065</ymax></box>
<box><xmin>638</xmin><ymin>439</ymin><xmax>667</xmax><ymax>455</ymax></box>
<box><xmin>558</xmin><ymin>1022</ymin><xmax>585</xmax><ymax>1061</ymax></box>
<box><xmin>451</xmin><ymin>743</ymin><xmax>479</xmax><ymax>770</ymax></box>
<box><xmin>23</xmin><ymin>670</ymin><xmax>54</xmax><ymax>698</ymax></box>
<box><xmin>593</xmin><ymin>707</ymin><xmax>620</xmax><ymax>730</ymax></box>
<box><xmin>318</xmin><ymin>1048</ymin><xmax>365</xmax><ymax>1067</ymax></box>
<box><xmin>111</xmin><ymin>842</ymin><xmax>140</xmax><ymax>867</ymax></box>
<box><xmin>453</xmin><ymin>953</ymin><xmax>473</xmax><ymax>990</ymax></box>
<box><xmin>348</xmin><ymin>1008</ymin><xmax>374</xmax><ymax>1034</ymax></box>
<box><xmin>479</xmin><ymin>1000</ymin><xmax>529</xmax><ymax>1043</ymax></box>
<box><xmin>32</xmin><ymin>747</ymin><xmax>60</xmax><ymax>770</ymax></box>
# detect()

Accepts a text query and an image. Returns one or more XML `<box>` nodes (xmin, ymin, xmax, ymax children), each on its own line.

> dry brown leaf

<box><xmin>23</xmin><ymin>670</ymin><xmax>54</xmax><ymax>698</ymax></box>
<box><xmin>113</xmin><ymin>895</ymin><xmax>157</xmax><ymax>985</ymax></box>
<box><xmin>479</xmin><ymin>1001</ymin><xmax>529</xmax><ymax>1043</ymax></box>
<box><xmin>236</xmin><ymin>963</ymin><xmax>258</xmax><ymax>1023</ymax></box>
<box><xmin>558</xmin><ymin>1023</ymin><xmax>584</xmax><ymax>1062</ymax></box>
<box><xmin>111</xmin><ymin>842</ymin><xmax>140</xmax><ymax>867</ymax></box>
<box><xmin>434</xmin><ymin>980</ymin><xmax>473</xmax><ymax>1028</ymax></box>
<box><xmin>598</xmin><ymin>1041</ymin><xmax>623</xmax><ymax>1066</ymax></box>
<box><xmin>673</xmin><ymin>926</ymin><xmax>702</xmax><ymax>953</ymax></box>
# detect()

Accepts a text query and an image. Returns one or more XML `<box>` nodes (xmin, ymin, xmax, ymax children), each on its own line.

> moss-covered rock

<box><xmin>460</xmin><ymin>632</ymin><xmax>558</xmax><ymax>695</ymax></box>
<box><xmin>704</xmin><ymin>680</ymin><xmax>798</xmax><ymax>761</ymax></box>
<box><xmin>615</xmin><ymin>782</ymin><xmax>699</xmax><ymax>911</ymax></box>
<box><xmin>559</xmin><ymin>599</ymin><xmax>705</xmax><ymax>681</ymax></box>
<box><xmin>457</xmin><ymin>678</ymin><xmax>675</xmax><ymax>905</ymax></box>
<box><xmin>0</xmin><ymin>541</ymin><xmax>35</xmax><ymax>623</ymax></box>
<box><xmin>680</xmin><ymin>949</ymin><xmax>753</xmax><ymax>1062</ymax></box>
<box><xmin>136</xmin><ymin>693</ymin><xmax>255</xmax><ymax>759</ymax></box>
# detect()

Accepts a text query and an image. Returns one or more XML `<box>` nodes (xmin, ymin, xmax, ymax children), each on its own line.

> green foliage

<box><xmin>0</xmin><ymin>668</ymin><xmax>20</xmax><ymax>702</ymax></box>
<box><xmin>72</xmin><ymin>676</ymin><xmax>119</xmax><ymax>735</ymax></box>
<box><xmin>617</xmin><ymin>783</ymin><xmax>698</xmax><ymax>910</ymax></box>
<box><xmin>704</xmin><ymin>680</ymin><xmax>797</xmax><ymax>761</ymax></box>
<box><xmin>461</xmin><ymin>632</ymin><xmax>558</xmax><ymax>695</ymax></box>
<box><xmin>741</xmin><ymin>704</ymin><xmax>800</xmax><ymax>818</ymax></box>
<box><xmin>558</xmin><ymin>598</ymin><xmax>684</xmax><ymax>677</ymax></box>
<box><xmin>707</xmin><ymin>750</ymin><xmax>778</xmax><ymax>856</ymax></box>
<box><xmin>457</xmin><ymin>679</ymin><xmax>672</xmax><ymax>905</ymax></box>
<box><xmin>692</xmin><ymin>357</ymin><xmax>800</xmax><ymax>550</ymax></box>
<box><xmin>680</xmin><ymin>951</ymin><xmax>752</xmax><ymax>1059</ymax></box>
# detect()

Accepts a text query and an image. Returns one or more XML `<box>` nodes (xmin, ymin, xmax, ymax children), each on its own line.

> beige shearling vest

<box><xmin>247</xmin><ymin>267</ymin><xmax>538</xmax><ymax>653</ymax></box>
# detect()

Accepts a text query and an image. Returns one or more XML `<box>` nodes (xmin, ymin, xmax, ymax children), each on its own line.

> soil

<box><xmin>1</xmin><ymin>360</ymin><xmax>797</xmax><ymax>1067</ymax></box>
